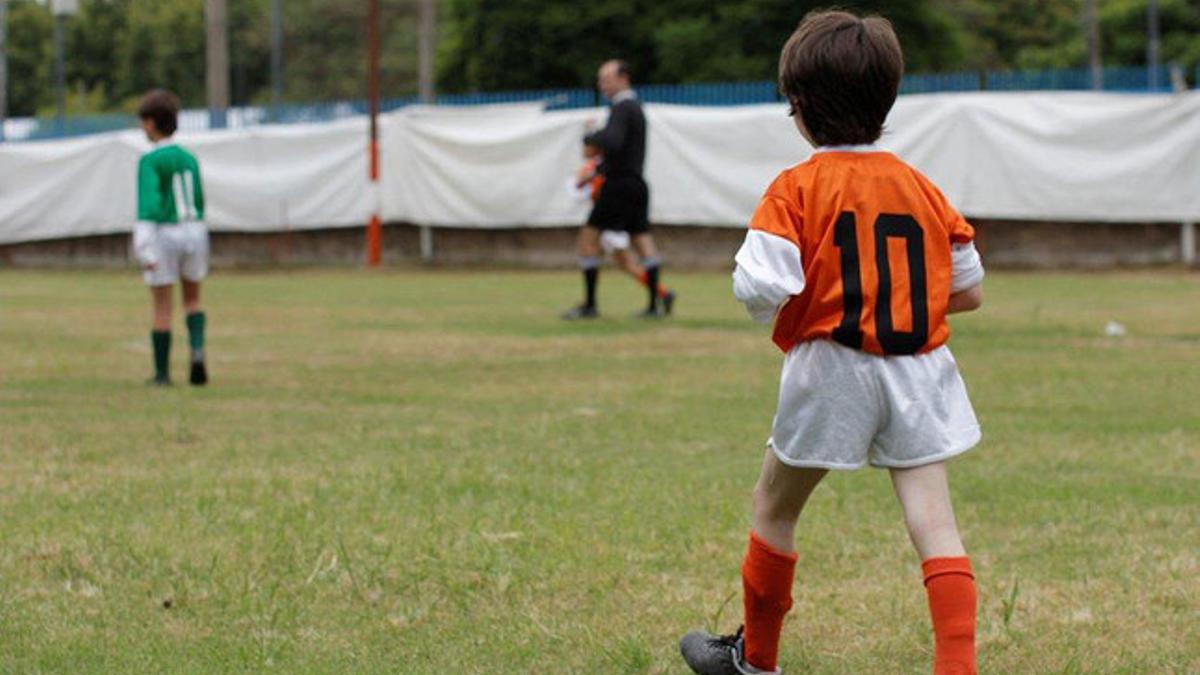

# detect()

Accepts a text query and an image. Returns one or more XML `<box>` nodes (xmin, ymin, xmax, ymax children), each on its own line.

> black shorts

<box><xmin>587</xmin><ymin>175</ymin><xmax>650</xmax><ymax>235</ymax></box>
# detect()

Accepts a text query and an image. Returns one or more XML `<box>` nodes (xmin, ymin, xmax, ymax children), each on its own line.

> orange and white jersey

<box><xmin>568</xmin><ymin>159</ymin><xmax>604</xmax><ymax>204</ymax></box>
<box><xmin>733</xmin><ymin>146</ymin><xmax>984</xmax><ymax>356</ymax></box>
<box><xmin>576</xmin><ymin>158</ymin><xmax>606</xmax><ymax>201</ymax></box>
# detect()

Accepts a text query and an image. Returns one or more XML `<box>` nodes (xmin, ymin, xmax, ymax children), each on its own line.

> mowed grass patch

<box><xmin>0</xmin><ymin>268</ymin><xmax>1196</xmax><ymax>674</ymax></box>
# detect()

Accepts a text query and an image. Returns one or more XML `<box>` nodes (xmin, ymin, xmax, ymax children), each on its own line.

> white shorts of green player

<box><xmin>133</xmin><ymin>220</ymin><xmax>210</xmax><ymax>287</ymax></box>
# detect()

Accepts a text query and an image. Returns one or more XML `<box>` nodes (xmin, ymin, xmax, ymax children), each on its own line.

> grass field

<box><xmin>0</xmin><ymin>268</ymin><xmax>1197</xmax><ymax>674</ymax></box>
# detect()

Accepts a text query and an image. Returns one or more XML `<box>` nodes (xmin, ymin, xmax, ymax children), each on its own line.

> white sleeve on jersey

<box><xmin>951</xmin><ymin>242</ymin><xmax>985</xmax><ymax>293</ymax></box>
<box><xmin>732</xmin><ymin>229</ymin><xmax>806</xmax><ymax>324</ymax></box>
<box><xmin>132</xmin><ymin>221</ymin><xmax>160</xmax><ymax>267</ymax></box>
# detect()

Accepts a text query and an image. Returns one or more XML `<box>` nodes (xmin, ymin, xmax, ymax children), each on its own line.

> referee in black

<box><xmin>563</xmin><ymin>59</ymin><xmax>674</xmax><ymax>319</ymax></box>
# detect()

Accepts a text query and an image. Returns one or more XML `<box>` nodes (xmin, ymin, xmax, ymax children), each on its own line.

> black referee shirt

<box><xmin>585</xmin><ymin>90</ymin><xmax>645</xmax><ymax>180</ymax></box>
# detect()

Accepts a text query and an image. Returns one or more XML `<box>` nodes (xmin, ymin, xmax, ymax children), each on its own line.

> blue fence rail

<box><xmin>2</xmin><ymin>65</ymin><xmax>1185</xmax><ymax>143</ymax></box>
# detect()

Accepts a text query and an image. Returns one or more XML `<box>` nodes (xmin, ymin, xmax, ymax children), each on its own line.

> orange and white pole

<box><xmin>365</xmin><ymin>0</ymin><xmax>382</xmax><ymax>267</ymax></box>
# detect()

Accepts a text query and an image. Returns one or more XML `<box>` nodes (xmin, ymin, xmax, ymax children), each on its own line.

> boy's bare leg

<box><xmin>737</xmin><ymin>451</ymin><xmax>825</xmax><ymax>671</ymax></box>
<box><xmin>682</xmin><ymin>450</ymin><xmax>825</xmax><ymax>673</ymax></box>
<box><xmin>181</xmin><ymin>280</ymin><xmax>208</xmax><ymax>385</ymax></box>
<box><xmin>151</xmin><ymin>285</ymin><xmax>173</xmax><ymax>330</ymax></box>
<box><xmin>148</xmin><ymin>286</ymin><xmax>173</xmax><ymax>384</ymax></box>
<box><xmin>751</xmin><ymin>449</ymin><xmax>826</xmax><ymax>552</ymax></box>
<box><xmin>613</xmin><ymin>249</ymin><xmax>643</xmax><ymax>279</ymax></box>
<box><xmin>891</xmin><ymin>462</ymin><xmax>976</xmax><ymax>675</ymax></box>
<box><xmin>181</xmin><ymin>279</ymin><xmax>202</xmax><ymax>315</ymax></box>
<box><xmin>889</xmin><ymin>462</ymin><xmax>966</xmax><ymax>558</ymax></box>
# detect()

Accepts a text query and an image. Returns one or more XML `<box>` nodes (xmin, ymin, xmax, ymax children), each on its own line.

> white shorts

<box><xmin>600</xmin><ymin>230</ymin><xmax>631</xmax><ymax>254</ymax></box>
<box><xmin>768</xmin><ymin>340</ymin><xmax>980</xmax><ymax>470</ymax></box>
<box><xmin>139</xmin><ymin>222</ymin><xmax>209</xmax><ymax>287</ymax></box>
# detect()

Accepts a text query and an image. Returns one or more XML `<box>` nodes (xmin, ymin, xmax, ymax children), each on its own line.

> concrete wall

<box><xmin>0</xmin><ymin>220</ymin><xmax>1196</xmax><ymax>270</ymax></box>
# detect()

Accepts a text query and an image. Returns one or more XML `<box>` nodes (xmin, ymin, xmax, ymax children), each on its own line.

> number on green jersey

<box><xmin>172</xmin><ymin>170</ymin><xmax>199</xmax><ymax>222</ymax></box>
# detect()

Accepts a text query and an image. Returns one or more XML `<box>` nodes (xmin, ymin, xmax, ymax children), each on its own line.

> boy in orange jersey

<box><xmin>680</xmin><ymin>10</ymin><xmax>984</xmax><ymax>675</ymax></box>
<box><xmin>575</xmin><ymin>138</ymin><xmax>606</xmax><ymax>202</ymax></box>
<box><xmin>572</xmin><ymin>138</ymin><xmax>674</xmax><ymax>311</ymax></box>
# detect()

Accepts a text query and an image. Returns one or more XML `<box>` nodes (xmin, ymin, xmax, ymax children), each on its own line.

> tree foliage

<box><xmin>935</xmin><ymin>0</ymin><xmax>1200</xmax><ymax>75</ymax></box>
<box><xmin>3</xmin><ymin>0</ymin><xmax>1197</xmax><ymax>118</ymax></box>
<box><xmin>437</xmin><ymin>0</ymin><xmax>968</xmax><ymax>92</ymax></box>
<box><xmin>5</xmin><ymin>0</ymin><xmax>418</xmax><ymax>116</ymax></box>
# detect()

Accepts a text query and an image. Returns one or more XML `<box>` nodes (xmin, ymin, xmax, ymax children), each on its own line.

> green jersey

<box><xmin>137</xmin><ymin>142</ymin><xmax>204</xmax><ymax>224</ymax></box>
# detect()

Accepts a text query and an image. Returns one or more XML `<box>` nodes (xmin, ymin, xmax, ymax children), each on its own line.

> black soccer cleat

<box><xmin>189</xmin><ymin>360</ymin><xmax>208</xmax><ymax>386</ymax></box>
<box><xmin>633</xmin><ymin>307</ymin><xmax>664</xmax><ymax>319</ymax></box>
<box><xmin>561</xmin><ymin>304</ymin><xmax>599</xmax><ymax>320</ymax></box>
<box><xmin>680</xmin><ymin>626</ymin><xmax>782</xmax><ymax>675</ymax></box>
<box><xmin>662</xmin><ymin>290</ymin><xmax>676</xmax><ymax>316</ymax></box>
<box><xmin>145</xmin><ymin>375</ymin><xmax>172</xmax><ymax>387</ymax></box>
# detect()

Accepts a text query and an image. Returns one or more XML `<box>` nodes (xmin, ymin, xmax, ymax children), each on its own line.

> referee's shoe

<box><xmin>561</xmin><ymin>304</ymin><xmax>599</xmax><ymax>320</ymax></box>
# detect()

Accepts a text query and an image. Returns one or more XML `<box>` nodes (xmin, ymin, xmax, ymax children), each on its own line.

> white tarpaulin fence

<box><xmin>2</xmin><ymin>92</ymin><xmax>1199</xmax><ymax>245</ymax></box>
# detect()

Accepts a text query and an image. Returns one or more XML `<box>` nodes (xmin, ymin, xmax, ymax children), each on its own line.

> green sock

<box><xmin>151</xmin><ymin>330</ymin><xmax>171</xmax><ymax>380</ymax></box>
<box><xmin>186</xmin><ymin>311</ymin><xmax>206</xmax><ymax>359</ymax></box>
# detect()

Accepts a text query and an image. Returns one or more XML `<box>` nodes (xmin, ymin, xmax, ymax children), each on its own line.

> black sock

<box><xmin>151</xmin><ymin>330</ymin><xmax>171</xmax><ymax>380</ymax></box>
<box><xmin>584</xmin><ymin>267</ymin><xmax>599</xmax><ymax>309</ymax></box>
<box><xmin>644</xmin><ymin>264</ymin><xmax>660</xmax><ymax>311</ymax></box>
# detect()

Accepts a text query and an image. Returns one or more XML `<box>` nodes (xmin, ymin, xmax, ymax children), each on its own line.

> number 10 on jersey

<box><xmin>832</xmin><ymin>211</ymin><xmax>930</xmax><ymax>355</ymax></box>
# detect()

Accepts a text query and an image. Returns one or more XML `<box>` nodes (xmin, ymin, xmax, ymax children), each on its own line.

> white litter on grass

<box><xmin>1104</xmin><ymin>321</ymin><xmax>1127</xmax><ymax>337</ymax></box>
<box><xmin>481</xmin><ymin>531</ymin><xmax>522</xmax><ymax>544</ymax></box>
<box><xmin>64</xmin><ymin>579</ymin><xmax>102</xmax><ymax>598</ymax></box>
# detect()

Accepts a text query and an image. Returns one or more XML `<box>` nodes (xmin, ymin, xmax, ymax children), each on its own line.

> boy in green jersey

<box><xmin>133</xmin><ymin>89</ymin><xmax>209</xmax><ymax>386</ymax></box>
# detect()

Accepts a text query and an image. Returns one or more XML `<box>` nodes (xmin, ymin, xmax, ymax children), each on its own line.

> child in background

<box><xmin>680</xmin><ymin>10</ymin><xmax>985</xmax><ymax>675</ymax></box>
<box><xmin>133</xmin><ymin>89</ymin><xmax>210</xmax><ymax>387</ymax></box>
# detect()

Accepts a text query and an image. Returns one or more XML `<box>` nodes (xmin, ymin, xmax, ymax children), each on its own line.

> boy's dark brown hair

<box><xmin>137</xmin><ymin>89</ymin><xmax>181</xmax><ymax>136</ymax></box>
<box><xmin>778</xmin><ymin>10</ymin><xmax>903</xmax><ymax>147</ymax></box>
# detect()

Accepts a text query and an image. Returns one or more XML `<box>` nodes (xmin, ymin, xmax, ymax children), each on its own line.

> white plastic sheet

<box><xmin>0</xmin><ymin>134</ymin><xmax>142</xmax><ymax>243</ymax></box>
<box><xmin>193</xmin><ymin>118</ymin><xmax>371</xmax><ymax>232</ymax></box>
<box><xmin>381</xmin><ymin>103</ymin><xmax>584</xmax><ymax>227</ymax></box>
<box><xmin>2</xmin><ymin>92</ymin><xmax>1198</xmax><ymax>245</ymax></box>
<box><xmin>0</xmin><ymin>119</ymin><xmax>371</xmax><ymax>245</ymax></box>
<box><xmin>895</xmin><ymin>92</ymin><xmax>1200</xmax><ymax>222</ymax></box>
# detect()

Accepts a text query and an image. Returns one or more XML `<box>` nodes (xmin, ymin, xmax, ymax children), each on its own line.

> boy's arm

<box><xmin>132</xmin><ymin>158</ymin><xmax>160</xmax><ymax>268</ymax></box>
<box><xmin>947</xmin><ymin>241</ymin><xmax>984</xmax><ymax>314</ymax></box>
<box><xmin>916</xmin><ymin>169</ymin><xmax>985</xmax><ymax>314</ymax></box>
<box><xmin>948</xmin><ymin>282</ymin><xmax>982</xmax><ymax>314</ymax></box>
<box><xmin>732</xmin><ymin>195</ymin><xmax>806</xmax><ymax>324</ymax></box>
<box><xmin>193</xmin><ymin>165</ymin><xmax>205</xmax><ymax>220</ymax></box>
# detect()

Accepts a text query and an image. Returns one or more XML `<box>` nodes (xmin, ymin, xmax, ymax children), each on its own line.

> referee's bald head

<box><xmin>597</xmin><ymin>59</ymin><xmax>632</xmax><ymax>99</ymax></box>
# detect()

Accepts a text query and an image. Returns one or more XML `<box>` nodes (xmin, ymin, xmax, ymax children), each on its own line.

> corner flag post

<box><xmin>365</xmin><ymin>0</ymin><xmax>383</xmax><ymax>267</ymax></box>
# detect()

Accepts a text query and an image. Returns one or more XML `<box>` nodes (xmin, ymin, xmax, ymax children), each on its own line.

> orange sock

<box><xmin>922</xmin><ymin>557</ymin><xmax>977</xmax><ymax>675</ymax></box>
<box><xmin>635</xmin><ymin>271</ymin><xmax>670</xmax><ymax>299</ymax></box>
<box><xmin>742</xmin><ymin>531</ymin><xmax>797</xmax><ymax>671</ymax></box>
